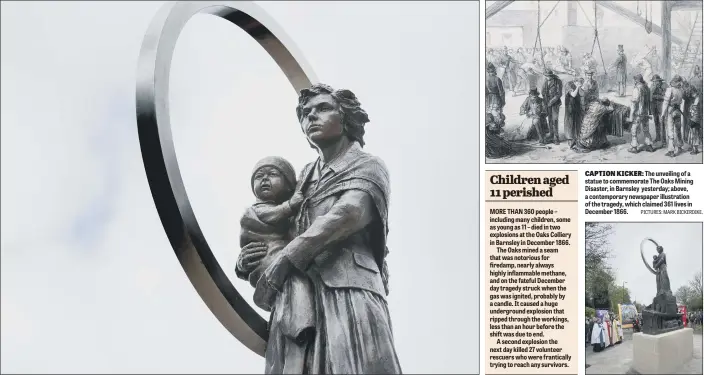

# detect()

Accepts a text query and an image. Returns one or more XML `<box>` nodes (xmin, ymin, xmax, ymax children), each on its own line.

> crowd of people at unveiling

<box><xmin>586</xmin><ymin>309</ymin><xmax>703</xmax><ymax>353</ymax></box>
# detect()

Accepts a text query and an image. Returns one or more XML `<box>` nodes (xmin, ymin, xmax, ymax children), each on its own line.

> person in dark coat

<box><xmin>629</xmin><ymin>74</ymin><xmax>654</xmax><ymax>153</ymax></box>
<box><xmin>520</xmin><ymin>88</ymin><xmax>548</xmax><ymax>144</ymax></box>
<box><xmin>486</xmin><ymin>62</ymin><xmax>506</xmax><ymax>128</ymax></box>
<box><xmin>650</xmin><ymin>74</ymin><xmax>668</xmax><ymax>142</ymax></box>
<box><xmin>541</xmin><ymin>69</ymin><xmax>563</xmax><ymax>145</ymax></box>
<box><xmin>564</xmin><ymin>78</ymin><xmax>584</xmax><ymax>148</ymax></box>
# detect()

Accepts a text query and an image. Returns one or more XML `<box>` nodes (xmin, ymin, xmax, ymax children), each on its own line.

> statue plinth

<box><xmin>632</xmin><ymin>328</ymin><xmax>694</xmax><ymax>374</ymax></box>
<box><xmin>641</xmin><ymin>293</ymin><xmax>683</xmax><ymax>335</ymax></box>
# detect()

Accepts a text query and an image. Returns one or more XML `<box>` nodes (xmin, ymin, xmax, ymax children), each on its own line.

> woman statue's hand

<box><xmin>254</xmin><ymin>255</ymin><xmax>291</xmax><ymax>311</ymax></box>
<box><xmin>237</xmin><ymin>242</ymin><xmax>268</xmax><ymax>274</ymax></box>
<box><xmin>262</xmin><ymin>253</ymin><xmax>293</xmax><ymax>292</ymax></box>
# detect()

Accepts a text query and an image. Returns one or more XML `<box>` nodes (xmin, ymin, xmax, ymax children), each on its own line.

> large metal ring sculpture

<box><xmin>135</xmin><ymin>1</ymin><xmax>317</xmax><ymax>357</ymax></box>
<box><xmin>640</xmin><ymin>237</ymin><xmax>661</xmax><ymax>275</ymax></box>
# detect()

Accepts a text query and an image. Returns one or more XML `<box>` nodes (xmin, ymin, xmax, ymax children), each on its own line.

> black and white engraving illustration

<box><xmin>486</xmin><ymin>1</ymin><xmax>703</xmax><ymax>163</ymax></box>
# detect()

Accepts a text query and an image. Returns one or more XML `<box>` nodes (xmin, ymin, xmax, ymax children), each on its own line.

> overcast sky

<box><xmin>1</xmin><ymin>1</ymin><xmax>479</xmax><ymax>373</ymax></box>
<box><xmin>601</xmin><ymin>222</ymin><xmax>703</xmax><ymax>305</ymax></box>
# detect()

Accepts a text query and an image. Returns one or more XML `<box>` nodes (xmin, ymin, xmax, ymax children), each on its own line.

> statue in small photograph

<box><xmin>639</xmin><ymin>238</ymin><xmax>683</xmax><ymax>335</ymax></box>
<box><xmin>651</xmin><ymin>245</ymin><xmax>671</xmax><ymax>296</ymax></box>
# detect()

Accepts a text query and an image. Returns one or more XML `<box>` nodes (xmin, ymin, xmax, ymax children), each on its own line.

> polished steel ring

<box><xmin>640</xmin><ymin>237</ymin><xmax>661</xmax><ymax>275</ymax></box>
<box><xmin>135</xmin><ymin>1</ymin><xmax>318</xmax><ymax>356</ymax></box>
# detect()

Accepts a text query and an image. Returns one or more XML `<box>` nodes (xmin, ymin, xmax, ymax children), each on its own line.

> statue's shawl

<box><xmin>295</xmin><ymin>144</ymin><xmax>391</xmax><ymax>294</ymax></box>
<box><xmin>239</xmin><ymin>203</ymin><xmax>290</xmax><ymax>246</ymax></box>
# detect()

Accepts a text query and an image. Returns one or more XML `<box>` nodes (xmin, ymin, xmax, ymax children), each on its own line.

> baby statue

<box><xmin>238</xmin><ymin>156</ymin><xmax>315</xmax><ymax>344</ymax></box>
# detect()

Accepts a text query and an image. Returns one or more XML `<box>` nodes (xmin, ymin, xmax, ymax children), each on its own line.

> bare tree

<box><xmin>585</xmin><ymin>222</ymin><xmax>614</xmax><ymax>273</ymax></box>
<box><xmin>689</xmin><ymin>271</ymin><xmax>703</xmax><ymax>298</ymax></box>
<box><xmin>585</xmin><ymin>223</ymin><xmax>614</xmax><ymax>302</ymax></box>
<box><xmin>676</xmin><ymin>285</ymin><xmax>693</xmax><ymax>306</ymax></box>
<box><xmin>687</xmin><ymin>271</ymin><xmax>704</xmax><ymax>311</ymax></box>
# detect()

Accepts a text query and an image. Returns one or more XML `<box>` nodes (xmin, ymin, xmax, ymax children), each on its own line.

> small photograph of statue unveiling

<box><xmin>584</xmin><ymin>222</ymin><xmax>703</xmax><ymax>374</ymax></box>
<box><xmin>485</xmin><ymin>0</ymin><xmax>703</xmax><ymax>163</ymax></box>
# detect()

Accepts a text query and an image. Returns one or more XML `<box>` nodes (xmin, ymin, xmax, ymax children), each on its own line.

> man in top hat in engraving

<box><xmin>629</xmin><ymin>73</ymin><xmax>654</xmax><ymax>153</ymax></box>
<box><xmin>650</xmin><ymin>74</ymin><xmax>668</xmax><ymax>142</ymax></box>
<box><xmin>541</xmin><ymin>69</ymin><xmax>563</xmax><ymax>145</ymax></box>
<box><xmin>614</xmin><ymin>45</ymin><xmax>628</xmax><ymax>97</ymax></box>
<box><xmin>520</xmin><ymin>88</ymin><xmax>548</xmax><ymax>144</ymax></box>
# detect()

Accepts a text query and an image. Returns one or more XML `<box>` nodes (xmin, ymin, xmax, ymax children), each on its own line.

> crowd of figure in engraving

<box><xmin>486</xmin><ymin>44</ymin><xmax>703</xmax><ymax>159</ymax></box>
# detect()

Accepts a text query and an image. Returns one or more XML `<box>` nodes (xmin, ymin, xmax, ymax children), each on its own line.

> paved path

<box><xmin>585</xmin><ymin>330</ymin><xmax>703</xmax><ymax>374</ymax></box>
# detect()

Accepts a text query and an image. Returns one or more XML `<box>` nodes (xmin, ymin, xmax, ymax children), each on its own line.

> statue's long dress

<box><xmin>656</xmin><ymin>262</ymin><xmax>671</xmax><ymax>295</ymax></box>
<box><xmin>265</xmin><ymin>145</ymin><xmax>401</xmax><ymax>374</ymax></box>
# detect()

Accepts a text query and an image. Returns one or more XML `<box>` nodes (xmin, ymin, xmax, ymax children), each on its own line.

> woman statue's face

<box><xmin>300</xmin><ymin>93</ymin><xmax>344</xmax><ymax>146</ymax></box>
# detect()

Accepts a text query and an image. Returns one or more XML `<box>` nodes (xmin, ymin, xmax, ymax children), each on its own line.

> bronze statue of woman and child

<box><xmin>235</xmin><ymin>83</ymin><xmax>402</xmax><ymax>374</ymax></box>
<box><xmin>639</xmin><ymin>238</ymin><xmax>684</xmax><ymax>335</ymax></box>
